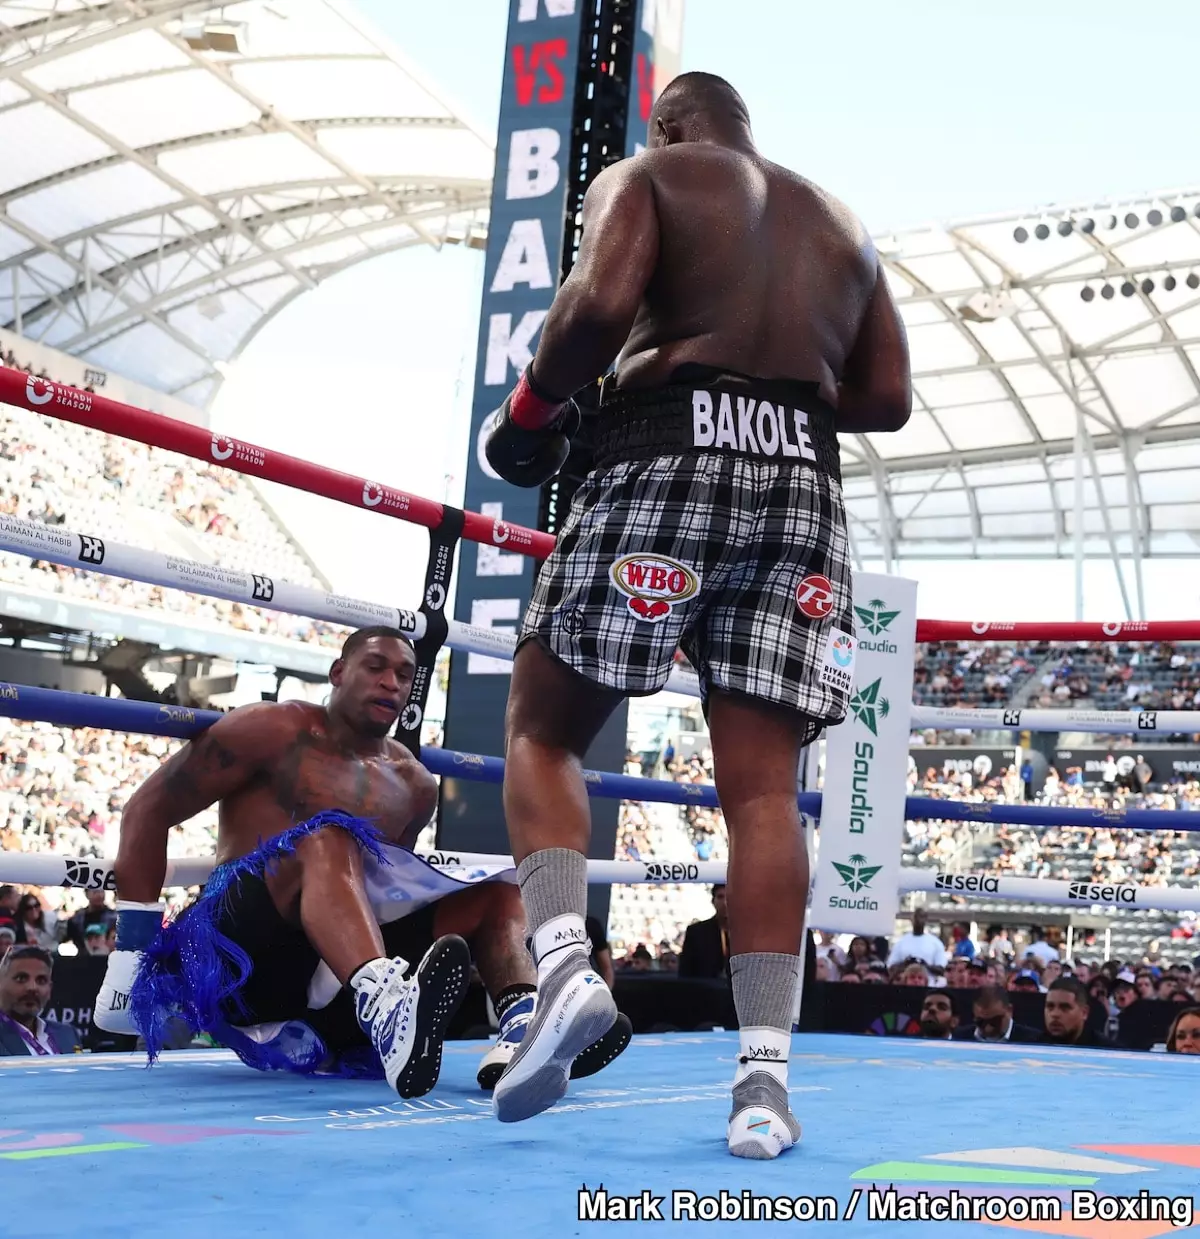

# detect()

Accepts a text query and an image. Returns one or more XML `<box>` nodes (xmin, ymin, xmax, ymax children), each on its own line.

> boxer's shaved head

<box><xmin>648</xmin><ymin>72</ymin><xmax>751</xmax><ymax>148</ymax></box>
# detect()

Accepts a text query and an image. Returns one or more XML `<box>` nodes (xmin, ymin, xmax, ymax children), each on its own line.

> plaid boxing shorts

<box><xmin>518</xmin><ymin>365</ymin><xmax>855</xmax><ymax>744</ymax></box>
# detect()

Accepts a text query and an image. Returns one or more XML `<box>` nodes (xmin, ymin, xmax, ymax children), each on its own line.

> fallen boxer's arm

<box><xmin>835</xmin><ymin>255</ymin><xmax>912</xmax><ymax>434</ymax></box>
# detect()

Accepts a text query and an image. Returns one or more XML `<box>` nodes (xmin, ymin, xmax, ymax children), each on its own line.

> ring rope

<box><xmin>3</xmin><ymin>683</ymin><xmax>1200</xmax><ymax>838</ymax></box>
<box><xmin>3</xmin><ymin>512</ymin><xmax>1198</xmax><ymax>735</ymax></box>
<box><xmin>4</xmin><ymin>366</ymin><xmax>1198</xmax><ymax>646</ymax></box>
<box><xmin>2</xmin><ymin>846</ymin><xmax>1197</xmax><ymax>914</ymax></box>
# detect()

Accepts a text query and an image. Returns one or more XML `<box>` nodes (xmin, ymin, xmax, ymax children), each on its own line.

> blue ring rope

<box><xmin>0</xmin><ymin>682</ymin><xmax>1196</xmax><ymax>832</ymax></box>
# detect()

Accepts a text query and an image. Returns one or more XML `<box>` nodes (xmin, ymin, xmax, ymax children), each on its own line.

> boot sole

<box><xmin>493</xmin><ymin>984</ymin><xmax>617</xmax><ymax>1122</ymax></box>
<box><xmin>392</xmin><ymin>935</ymin><xmax>471</xmax><ymax>1099</ymax></box>
<box><xmin>476</xmin><ymin>1012</ymin><xmax>632</xmax><ymax>1091</ymax></box>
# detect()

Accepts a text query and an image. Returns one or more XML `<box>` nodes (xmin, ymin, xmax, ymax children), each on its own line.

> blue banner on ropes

<box><xmin>3</xmin><ymin>683</ymin><xmax>1199</xmax><ymax>834</ymax></box>
<box><xmin>441</xmin><ymin>0</ymin><xmax>586</xmax><ymax>855</ymax></box>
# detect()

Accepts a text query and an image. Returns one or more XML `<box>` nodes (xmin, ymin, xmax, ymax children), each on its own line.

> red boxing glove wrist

<box><xmin>508</xmin><ymin>367</ymin><xmax>566</xmax><ymax>430</ymax></box>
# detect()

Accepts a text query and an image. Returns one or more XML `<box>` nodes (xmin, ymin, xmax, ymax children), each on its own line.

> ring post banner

<box><xmin>813</xmin><ymin>573</ymin><xmax>918</xmax><ymax>936</ymax></box>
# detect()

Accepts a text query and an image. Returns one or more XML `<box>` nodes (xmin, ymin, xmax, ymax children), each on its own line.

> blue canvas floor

<box><xmin>4</xmin><ymin>1032</ymin><xmax>1199</xmax><ymax>1238</ymax></box>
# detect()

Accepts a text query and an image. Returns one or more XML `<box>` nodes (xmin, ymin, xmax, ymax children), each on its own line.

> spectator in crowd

<box><xmin>949</xmin><ymin>922</ymin><xmax>976</xmax><ymax>959</ymax></box>
<box><xmin>899</xmin><ymin>962</ymin><xmax>931</xmax><ymax>987</ymax></box>
<box><xmin>0</xmin><ymin>926</ymin><xmax>15</xmax><ymax>953</ymax></box>
<box><xmin>887</xmin><ymin>909</ymin><xmax>947</xmax><ymax>970</ymax></box>
<box><xmin>0</xmin><ymin>945</ymin><xmax>80</xmax><ymax>1055</ymax></box>
<box><xmin>13</xmin><ymin>893</ymin><xmax>56</xmax><ymax>949</ymax></box>
<box><xmin>917</xmin><ymin>992</ymin><xmax>958</xmax><ymax>1040</ymax></box>
<box><xmin>846</xmin><ymin>935</ymin><xmax>879</xmax><ymax>969</ymax></box>
<box><xmin>1023</xmin><ymin>927</ymin><xmax>1059</xmax><ymax>968</ymax></box>
<box><xmin>1042</xmin><ymin>978</ymin><xmax>1114</xmax><ymax>1048</ymax></box>
<box><xmin>953</xmin><ymin>986</ymin><xmax>1041</xmax><ymax>1043</ymax></box>
<box><xmin>984</xmin><ymin>926</ymin><xmax>1015</xmax><ymax>961</ymax></box>
<box><xmin>1112</xmin><ymin>970</ymin><xmax>1140</xmax><ymax>1011</ymax></box>
<box><xmin>0</xmin><ymin>885</ymin><xmax>17</xmax><ymax>931</ymax></box>
<box><xmin>65</xmin><ymin>889</ymin><xmax>116</xmax><ymax>954</ymax></box>
<box><xmin>679</xmin><ymin>885</ymin><xmax>729</xmax><ymax>979</ymax></box>
<box><xmin>1009</xmin><ymin>969</ymin><xmax>1043</xmax><ymax>995</ymax></box>
<box><xmin>1166</xmin><ymin>1007</ymin><xmax>1200</xmax><ymax>1055</ymax></box>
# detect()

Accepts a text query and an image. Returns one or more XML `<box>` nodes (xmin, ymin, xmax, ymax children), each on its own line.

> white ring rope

<box><xmin>1</xmin><ymin>849</ymin><xmax>1197</xmax><ymax>913</ymax></box>
<box><xmin>3</xmin><ymin>513</ymin><xmax>1198</xmax><ymax>734</ymax></box>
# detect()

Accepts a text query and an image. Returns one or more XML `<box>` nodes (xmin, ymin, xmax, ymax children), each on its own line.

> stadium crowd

<box><xmin>0</xmin><ymin>355</ymin><xmax>349</xmax><ymax>651</ymax></box>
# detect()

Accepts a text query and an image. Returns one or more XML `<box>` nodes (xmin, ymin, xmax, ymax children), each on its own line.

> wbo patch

<box><xmin>609</xmin><ymin>553</ymin><xmax>700</xmax><ymax>624</ymax></box>
<box><xmin>819</xmin><ymin>628</ymin><xmax>856</xmax><ymax>694</ymax></box>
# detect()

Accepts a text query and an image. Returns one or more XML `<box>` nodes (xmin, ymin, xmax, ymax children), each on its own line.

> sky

<box><xmin>210</xmin><ymin>0</ymin><xmax>1200</xmax><ymax>622</ymax></box>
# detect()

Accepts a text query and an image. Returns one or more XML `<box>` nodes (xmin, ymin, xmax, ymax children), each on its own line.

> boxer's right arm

<box><xmin>115</xmin><ymin>702</ymin><xmax>284</xmax><ymax>901</ymax></box>
<box><xmin>836</xmin><ymin>258</ymin><xmax>911</xmax><ymax>434</ymax></box>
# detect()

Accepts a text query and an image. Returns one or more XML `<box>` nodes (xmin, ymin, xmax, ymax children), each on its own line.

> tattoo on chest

<box><xmin>273</xmin><ymin>733</ymin><xmax>404</xmax><ymax>825</ymax></box>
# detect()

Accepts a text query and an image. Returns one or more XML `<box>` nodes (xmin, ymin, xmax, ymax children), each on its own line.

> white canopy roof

<box><xmin>0</xmin><ymin>0</ymin><xmax>492</xmax><ymax>406</ymax></box>
<box><xmin>846</xmin><ymin>191</ymin><xmax>1200</xmax><ymax>566</ymax></box>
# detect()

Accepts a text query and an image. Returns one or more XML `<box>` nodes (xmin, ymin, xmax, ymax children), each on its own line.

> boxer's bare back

<box><xmin>530</xmin><ymin>74</ymin><xmax>909</xmax><ymax>434</ymax></box>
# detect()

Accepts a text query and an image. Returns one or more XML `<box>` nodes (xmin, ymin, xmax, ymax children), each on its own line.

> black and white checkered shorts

<box><xmin>518</xmin><ymin>373</ymin><xmax>855</xmax><ymax>741</ymax></box>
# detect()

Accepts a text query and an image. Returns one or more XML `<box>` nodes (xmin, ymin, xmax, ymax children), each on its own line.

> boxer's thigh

<box><xmin>212</xmin><ymin>872</ymin><xmax>321</xmax><ymax>1025</ymax></box>
<box><xmin>518</xmin><ymin>455</ymin><xmax>734</xmax><ymax>696</ymax></box>
<box><xmin>696</xmin><ymin>461</ymin><xmax>854</xmax><ymax>740</ymax></box>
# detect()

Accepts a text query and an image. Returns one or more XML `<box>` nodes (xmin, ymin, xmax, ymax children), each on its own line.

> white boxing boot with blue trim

<box><xmin>352</xmin><ymin>934</ymin><xmax>470</xmax><ymax>1098</ymax></box>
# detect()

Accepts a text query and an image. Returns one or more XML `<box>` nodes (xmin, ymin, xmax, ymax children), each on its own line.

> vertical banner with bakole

<box><xmin>626</xmin><ymin>0</ymin><xmax>685</xmax><ymax>155</ymax></box>
<box><xmin>441</xmin><ymin>0</ymin><xmax>585</xmax><ymax>854</ymax></box>
<box><xmin>812</xmin><ymin>572</ymin><xmax>918</xmax><ymax>936</ymax></box>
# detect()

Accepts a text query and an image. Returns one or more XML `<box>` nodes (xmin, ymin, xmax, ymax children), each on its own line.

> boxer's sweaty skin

<box><xmin>530</xmin><ymin>77</ymin><xmax>910</xmax><ymax>434</ymax></box>
<box><xmin>115</xmin><ymin>635</ymin><xmax>435</xmax><ymax>912</ymax></box>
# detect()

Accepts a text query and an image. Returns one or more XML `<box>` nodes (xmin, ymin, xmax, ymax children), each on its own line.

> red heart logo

<box><xmin>630</xmin><ymin>598</ymin><xmax>670</xmax><ymax>621</ymax></box>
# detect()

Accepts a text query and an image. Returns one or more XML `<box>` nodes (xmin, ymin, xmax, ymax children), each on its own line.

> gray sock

<box><xmin>729</xmin><ymin>952</ymin><xmax>799</xmax><ymax>1030</ymax></box>
<box><xmin>516</xmin><ymin>848</ymin><xmax>588</xmax><ymax>934</ymax></box>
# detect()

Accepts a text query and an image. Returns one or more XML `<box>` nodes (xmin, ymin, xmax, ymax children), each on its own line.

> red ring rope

<box><xmin>3</xmin><ymin>365</ymin><xmax>1199</xmax><ymax>644</ymax></box>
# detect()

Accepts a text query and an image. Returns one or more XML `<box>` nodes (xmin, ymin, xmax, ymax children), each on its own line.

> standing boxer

<box><xmin>486</xmin><ymin>72</ymin><xmax>910</xmax><ymax>1154</ymax></box>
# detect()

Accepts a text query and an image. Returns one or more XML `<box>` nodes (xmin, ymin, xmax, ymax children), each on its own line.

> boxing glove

<box><xmin>485</xmin><ymin>365</ymin><xmax>580</xmax><ymax>488</ymax></box>
<box><xmin>93</xmin><ymin>901</ymin><xmax>164</xmax><ymax>1035</ymax></box>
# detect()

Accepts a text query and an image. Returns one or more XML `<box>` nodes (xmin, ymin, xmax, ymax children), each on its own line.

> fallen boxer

<box><xmin>486</xmin><ymin>72</ymin><xmax>911</xmax><ymax>1151</ymax></box>
<box><xmin>94</xmin><ymin>625</ymin><xmax>628</xmax><ymax>1095</ymax></box>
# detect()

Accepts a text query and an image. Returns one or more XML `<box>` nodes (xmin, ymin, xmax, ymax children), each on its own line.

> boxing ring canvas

<box><xmin>5</xmin><ymin>1032</ymin><xmax>1198</xmax><ymax>1238</ymax></box>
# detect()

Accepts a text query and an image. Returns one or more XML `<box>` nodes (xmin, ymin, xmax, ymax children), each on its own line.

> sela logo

<box><xmin>26</xmin><ymin>375</ymin><xmax>54</xmax><ymax>406</ymax></box>
<box><xmin>157</xmin><ymin>705</ymin><xmax>196</xmax><ymax>724</ymax></box>
<box><xmin>832</xmin><ymin>854</ymin><xmax>881</xmax><ymax>893</ymax></box>
<box><xmin>453</xmin><ymin>752</ymin><xmax>485</xmax><ymax>768</ymax></box>
<box><xmin>425</xmin><ymin>583</ymin><xmax>446</xmax><ymax>611</ymax></box>
<box><xmin>795</xmin><ymin>573</ymin><xmax>835</xmax><ymax>619</ymax></box>
<box><xmin>934</xmin><ymin>872</ymin><xmax>999</xmax><ymax>894</ymax></box>
<box><xmin>853</xmin><ymin>598</ymin><xmax>900</xmax><ymax>636</ymax></box>
<box><xmin>62</xmin><ymin>859</ymin><xmax>116</xmax><ymax>891</ymax></box>
<box><xmin>609</xmin><ymin>553</ymin><xmax>700</xmax><ymax>623</ymax></box>
<box><xmin>1003</xmin><ymin>709</ymin><xmax>1022</xmax><ymax>726</ymax></box>
<box><xmin>1138</xmin><ymin>712</ymin><xmax>1157</xmax><ymax>730</ymax></box>
<box><xmin>78</xmin><ymin>535</ymin><xmax>105</xmax><ymax>564</ymax></box>
<box><xmin>0</xmin><ymin>683</ymin><xmax>19</xmax><ymax>701</ymax></box>
<box><xmin>645</xmin><ymin>862</ymin><xmax>699</xmax><ymax>882</ymax></box>
<box><xmin>251</xmin><ymin>574</ymin><xmax>274</xmax><ymax>602</ymax></box>
<box><xmin>849</xmin><ymin>678</ymin><xmax>890</xmax><ymax>736</ymax></box>
<box><xmin>1068</xmin><ymin>882</ymin><xmax>1137</xmax><ymax>904</ymax></box>
<box><xmin>424</xmin><ymin>852</ymin><xmax>462</xmax><ymax>868</ymax></box>
<box><xmin>399</xmin><ymin>703</ymin><xmax>422</xmax><ymax>731</ymax></box>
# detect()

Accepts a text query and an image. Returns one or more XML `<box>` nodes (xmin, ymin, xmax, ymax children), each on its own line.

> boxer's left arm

<box><xmin>525</xmin><ymin>158</ymin><xmax>660</xmax><ymax>410</ymax></box>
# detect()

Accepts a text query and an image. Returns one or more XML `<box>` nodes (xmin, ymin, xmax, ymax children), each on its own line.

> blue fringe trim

<box><xmin>129</xmin><ymin>810</ymin><xmax>388</xmax><ymax>1072</ymax></box>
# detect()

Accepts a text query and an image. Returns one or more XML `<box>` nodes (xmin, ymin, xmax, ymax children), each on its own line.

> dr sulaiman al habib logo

<box><xmin>849</xmin><ymin>678</ymin><xmax>889</xmax><ymax>736</ymax></box>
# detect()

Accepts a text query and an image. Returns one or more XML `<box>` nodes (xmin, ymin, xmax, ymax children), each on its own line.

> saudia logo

<box><xmin>853</xmin><ymin>598</ymin><xmax>901</xmax><ymax>653</ymax></box>
<box><xmin>850</xmin><ymin>740</ymin><xmax>874</xmax><ymax>835</ymax></box>
<box><xmin>849</xmin><ymin>678</ymin><xmax>889</xmax><ymax>736</ymax></box>
<box><xmin>829</xmin><ymin>854</ymin><xmax>881</xmax><ymax>911</ymax></box>
<box><xmin>833</xmin><ymin>854</ymin><xmax>881</xmax><ymax>893</ymax></box>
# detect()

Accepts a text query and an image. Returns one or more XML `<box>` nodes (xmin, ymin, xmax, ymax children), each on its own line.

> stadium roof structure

<box><xmin>0</xmin><ymin>0</ymin><xmax>492</xmax><ymax>408</ymax></box>
<box><xmin>847</xmin><ymin>189</ymin><xmax>1200</xmax><ymax>604</ymax></box>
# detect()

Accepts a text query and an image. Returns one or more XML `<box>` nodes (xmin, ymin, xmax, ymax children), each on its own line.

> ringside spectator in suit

<box><xmin>0</xmin><ymin>946</ymin><xmax>80</xmax><ymax>1056</ymax></box>
<box><xmin>679</xmin><ymin>885</ymin><xmax>729</xmax><ymax>979</ymax></box>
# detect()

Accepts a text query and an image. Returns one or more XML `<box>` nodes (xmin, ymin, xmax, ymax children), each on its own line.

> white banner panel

<box><xmin>812</xmin><ymin>573</ymin><xmax>918</xmax><ymax>935</ymax></box>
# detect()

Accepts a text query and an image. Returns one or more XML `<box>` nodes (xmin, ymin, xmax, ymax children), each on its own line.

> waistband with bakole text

<box><xmin>591</xmin><ymin>374</ymin><xmax>841</xmax><ymax>476</ymax></box>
